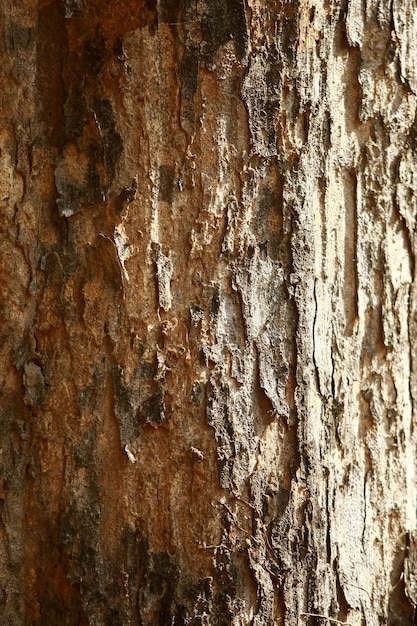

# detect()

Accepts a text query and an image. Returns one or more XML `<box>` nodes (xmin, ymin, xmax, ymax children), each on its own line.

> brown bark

<box><xmin>0</xmin><ymin>1</ymin><xmax>416</xmax><ymax>624</ymax></box>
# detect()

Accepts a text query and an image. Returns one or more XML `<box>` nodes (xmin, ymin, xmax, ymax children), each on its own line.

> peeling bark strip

<box><xmin>0</xmin><ymin>0</ymin><xmax>416</xmax><ymax>624</ymax></box>
<box><xmin>151</xmin><ymin>242</ymin><xmax>173</xmax><ymax>311</ymax></box>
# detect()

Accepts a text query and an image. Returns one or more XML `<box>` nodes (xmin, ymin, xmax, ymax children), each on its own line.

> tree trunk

<box><xmin>1</xmin><ymin>0</ymin><xmax>416</xmax><ymax>624</ymax></box>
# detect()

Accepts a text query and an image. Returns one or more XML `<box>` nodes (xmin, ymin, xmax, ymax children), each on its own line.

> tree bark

<box><xmin>1</xmin><ymin>0</ymin><xmax>416</xmax><ymax>624</ymax></box>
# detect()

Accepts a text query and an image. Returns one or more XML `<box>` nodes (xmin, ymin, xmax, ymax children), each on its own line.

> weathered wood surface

<box><xmin>0</xmin><ymin>1</ymin><xmax>416</xmax><ymax>623</ymax></box>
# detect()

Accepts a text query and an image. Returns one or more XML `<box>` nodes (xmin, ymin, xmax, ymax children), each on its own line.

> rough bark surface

<box><xmin>0</xmin><ymin>0</ymin><xmax>416</xmax><ymax>624</ymax></box>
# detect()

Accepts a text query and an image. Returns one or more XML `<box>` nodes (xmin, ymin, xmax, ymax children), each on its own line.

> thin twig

<box><xmin>300</xmin><ymin>612</ymin><xmax>353</xmax><ymax>626</ymax></box>
<box><xmin>390</xmin><ymin>571</ymin><xmax>404</xmax><ymax>592</ymax></box>
<box><xmin>220</xmin><ymin>502</ymin><xmax>253</xmax><ymax>537</ymax></box>
<box><xmin>343</xmin><ymin>581</ymin><xmax>371</xmax><ymax>601</ymax></box>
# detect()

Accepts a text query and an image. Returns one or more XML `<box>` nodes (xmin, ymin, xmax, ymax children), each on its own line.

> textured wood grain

<box><xmin>0</xmin><ymin>1</ymin><xmax>416</xmax><ymax>624</ymax></box>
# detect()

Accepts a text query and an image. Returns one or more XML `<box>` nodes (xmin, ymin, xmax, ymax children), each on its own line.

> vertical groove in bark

<box><xmin>0</xmin><ymin>0</ymin><xmax>417</xmax><ymax>624</ymax></box>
